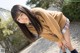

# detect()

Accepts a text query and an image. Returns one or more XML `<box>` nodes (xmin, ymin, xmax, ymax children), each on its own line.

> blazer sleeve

<box><xmin>47</xmin><ymin>10</ymin><xmax>67</xmax><ymax>30</ymax></box>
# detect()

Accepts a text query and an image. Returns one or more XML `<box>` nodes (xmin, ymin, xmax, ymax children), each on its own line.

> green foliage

<box><xmin>0</xmin><ymin>18</ymin><xmax>13</xmax><ymax>41</ymax></box>
<box><xmin>0</xmin><ymin>10</ymin><xmax>30</xmax><ymax>52</ymax></box>
<box><xmin>26</xmin><ymin>0</ymin><xmax>56</xmax><ymax>9</ymax></box>
<box><xmin>27</xmin><ymin>0</ymin><xmax>80</xmax><ymax>21</ymax></box>
<box><xmin>2</xmin><ymin>29</ymin><xmax>13</xmax><ymax>36</ymax></box>
<box><xmin>62</xmin><ymin>1</ymin><xmax>80</xmax><ymax>21</ymax></box>
<box><xmin>5</xmin><ymin>17</ymin><xmax>29</xmax><ymax>50</ymax></box>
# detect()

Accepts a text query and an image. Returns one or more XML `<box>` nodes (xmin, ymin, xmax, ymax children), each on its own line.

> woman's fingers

<box><xmin>62</xmin><ymin>40</ymin><xmax>67</xmax><ymax>48</ymax></box>
<box><xmin>56</xmin><ymin>41</ymin><xmax>66</xmax><ymax>52</ymax></box>
<box><xmin>61</xmin><ymin>45</ymin><xmax>66</xmax><ymax>52</ymax></box>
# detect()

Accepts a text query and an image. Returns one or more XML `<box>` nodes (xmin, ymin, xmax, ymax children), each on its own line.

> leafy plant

<box><xmin>62</xmin><ymin>0</ymin><xmax>80</xmax><ymax>21</ymax></box>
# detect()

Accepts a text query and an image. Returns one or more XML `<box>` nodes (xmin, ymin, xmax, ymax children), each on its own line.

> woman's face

<box><xmin>16</xmin><ymin>12</ymin><xmax>30</xmax><ymax>24</ymax></box>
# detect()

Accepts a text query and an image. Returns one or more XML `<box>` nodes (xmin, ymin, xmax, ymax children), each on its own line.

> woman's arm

<box><xmin>62</xmin><ymin>27</ymin><xmax>74</xmax><ymax>51</ymax></box>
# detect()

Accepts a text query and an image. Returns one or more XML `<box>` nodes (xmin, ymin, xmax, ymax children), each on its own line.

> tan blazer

<box><xmin>26</xmin><ymin>8</ymin><xmax>67</xmax><ymax>42</ymax></box>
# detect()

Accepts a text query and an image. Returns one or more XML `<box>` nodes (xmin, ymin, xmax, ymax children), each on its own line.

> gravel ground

<box><xmin>20</xmin><ymin>22</ymin><xmax>80</xmax><ymax>53</ymax></box>
<box><xmin>70</xmin><ymin>22</ymin><xmax>80</xmax><ymax>53</ymax></box>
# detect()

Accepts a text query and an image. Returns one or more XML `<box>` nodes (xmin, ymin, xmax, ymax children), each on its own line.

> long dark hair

<box><xmin>11</xmin><ymin>5</ymin><xmax>43</xmax><ymax>42</ymax></box>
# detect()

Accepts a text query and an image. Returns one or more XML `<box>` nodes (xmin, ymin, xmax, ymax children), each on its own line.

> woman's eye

<box><xmin>17</xmin><ymin>18</ymin><xmax>20</xmax><ymax>21</ymax></box>
<box><xmin>20</xmin><ymin>13</ymin><xmax>23</xmax><ymax>16</ymax></box>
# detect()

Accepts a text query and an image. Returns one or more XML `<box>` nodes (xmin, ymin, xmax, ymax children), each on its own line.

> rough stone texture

<box><xmin>20</xmin><ymin>22</ymin><xmax>80</xmax><ymax>53</ymax></box>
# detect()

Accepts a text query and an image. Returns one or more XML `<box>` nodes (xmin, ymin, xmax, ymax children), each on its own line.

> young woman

<box><xmin>11</xmin><ymin>5</ymin><xmax>78</xmax><ymax>53</ymax></box>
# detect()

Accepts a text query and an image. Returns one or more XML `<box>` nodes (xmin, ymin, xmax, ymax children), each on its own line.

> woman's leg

<box><xmin>62</xmin><ymin>27</ymin><xmax>78</xmax><ymax>53</ymax></box>
<box><xmin>62</xmin><ymin>27</ymin><xmax>74</xmax><ymax>51</ymax></box>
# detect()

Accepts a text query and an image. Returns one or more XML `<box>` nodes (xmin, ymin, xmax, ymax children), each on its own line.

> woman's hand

<box><xmin>62</xmin><ymin>39</ymin><xmax>74</xmax><ymax>51</ymax></box>
<box><xmin>56</xmin><ymin>41</ymin><xmax>66</xmax><ymax>52</ymax></box>
<box><xmin>62</xmin><ymin>40</ymin><xmax>67</xmax><ymax>48</ymax></box>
